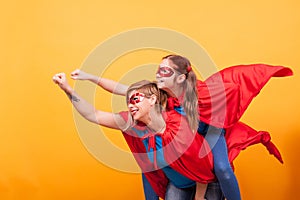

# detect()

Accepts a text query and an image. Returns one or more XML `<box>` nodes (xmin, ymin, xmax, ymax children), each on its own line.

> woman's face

<box><xmin>127</xmin><ymin>90</ymin><xmax>153</xmax><ymax>124</ymax></box>
<box><xmin>156</xmin><ymin>59</ymin><xmax>178</xmax><ymax>93</ymax></box>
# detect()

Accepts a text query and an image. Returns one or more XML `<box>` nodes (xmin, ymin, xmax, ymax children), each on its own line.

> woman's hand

<box><xmin>52</xmin><ymin>72</ymin><xmax>124</xmax><ymax>129</ymax></box>
<box><xmin>71</xmin><ymin>69</ymin><xmax>91</xmax><ymax>80</ymax></box>
<box><xmin>52</xmin><ymin>72</ymin><xmax>72</xmax><ymax>93</ymax></box>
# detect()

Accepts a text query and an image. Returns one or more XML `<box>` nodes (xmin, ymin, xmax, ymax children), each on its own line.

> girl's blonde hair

<box><xmin>163</xmin><ymin>54</ymin><xmax>199</xmax><ymax>131</ymax></box>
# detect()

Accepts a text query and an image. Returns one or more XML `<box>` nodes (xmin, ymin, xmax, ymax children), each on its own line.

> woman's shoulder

<box><xmin>118</xmin><ymin>111</ymin><xmax>129</xmax><ymax>120</ymax></box>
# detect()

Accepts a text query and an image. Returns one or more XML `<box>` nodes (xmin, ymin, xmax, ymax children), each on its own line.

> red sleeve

<box><xmin>118</xmin><ymin>111</ymin><xmax>129</xmax><ymax>122</ymax></box>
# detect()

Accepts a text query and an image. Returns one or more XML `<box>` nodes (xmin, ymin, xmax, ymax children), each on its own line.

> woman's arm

<box><xmin>53</xmin><ymin>72</ymin><xmax>126</xmax><ymax>130</ymax></box>
<box><xmin>71</xmin><ymin>69</ymin><xmax>128</xmax><ymax>96</ymax></box>
<box><xmin>195</xmin><ymin>183</ymin><xmax>207</xmax><ymax>200</ymax></box>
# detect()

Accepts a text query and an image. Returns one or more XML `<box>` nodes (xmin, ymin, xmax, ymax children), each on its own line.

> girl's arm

<box><xmin>53</xmin><ymin>72</ymin><xmax>127</xmax><ymax>130</ymax></box>
<box><xmin>195</xmin><ymin>183</ymin><xmax>208</xmax><ymax>200</ymax></box>
<box><xmin>71</xmin><ymin>69</ymin><xmax>128</xmax><ymax>96</ymax></box>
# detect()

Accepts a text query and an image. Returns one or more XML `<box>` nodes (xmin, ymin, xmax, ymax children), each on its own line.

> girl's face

<box><xmin>156</xmin><ymin>59</ymin><xmax>178</xmax><ymax>94</ymax></box>
<box><xmin>127</xmin><ymin>90</ymin><xmax>154</xmax><ymax>124</ymax></box>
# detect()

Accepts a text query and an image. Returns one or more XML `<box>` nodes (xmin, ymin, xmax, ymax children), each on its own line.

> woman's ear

<box><xmin>176</xmin><ymin>74</ymin><xmax>186</xmax><ymax>84</ymax></box>
<box><xmin>149</xmin><ymin>94</ymin><xmax>157</xmax><ymax>106</ymax></box>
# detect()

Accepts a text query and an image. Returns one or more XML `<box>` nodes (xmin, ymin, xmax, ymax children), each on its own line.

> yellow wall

<box><xmin>1</xmin><ymin>0</ymin><xmax>299</xmax><ymax>199</ymax></box>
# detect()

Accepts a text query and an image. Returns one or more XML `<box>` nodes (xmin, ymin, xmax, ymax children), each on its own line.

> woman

<box><xmin>157</xmin><ymin>55</ymin><xmax>241</xmax><ymax>199</ymax></box>
<box><xmin>53</xmin><ymin>74</ymin><xmax>218</xmax><ymax>199</ymax></box>
<box><xmin>70</xmin><ymin>54</ymin><xmax>293</xmax><ymax>200</ymax></box>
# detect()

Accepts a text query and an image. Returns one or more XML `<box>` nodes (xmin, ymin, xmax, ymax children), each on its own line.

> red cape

<box><xmin>120</xmin><ymin>110</ymin><xmax>215</xmax><ymax>198</ymax></box>
<box><xmin>198</xmin><ymin>64</ymin><xmax>293</xmax><ymax>128</ymax></box>
<box><xmin>121</xmin><ymin>64</ymin><xmax>293</xmax><ymax>198</ymax></box>
<box><xmin>197</xmin><ymin>64</ymin><xmax>292</xmax><ymax>164</ymax></box>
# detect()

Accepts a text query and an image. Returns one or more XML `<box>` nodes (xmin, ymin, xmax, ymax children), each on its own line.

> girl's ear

<box><xmin>149</xmin><ymin>94</ymin><xmax>157</xmax><ymax>106</ymax></box>
<box><xmin>176</xmin><ymin>74</ymin><xmax>186</xmax><ymax>84</ymax></box>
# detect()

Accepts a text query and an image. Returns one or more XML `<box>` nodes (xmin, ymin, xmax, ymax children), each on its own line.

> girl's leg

<box><xmin>165</xmin><ymin>182</ymin><xmax>196</xmax><ymax>200</ymax></box>
<box><xmin>142</xmin><ymin>173</ymin><xmax>159</xmax><ymax>200</ymax></box>
<box><xmin>205</xmin><ymin>182</ymin><xmax>225</xmax><ymax>200</ymax></box>
<box><xmin>205</xmin><ymin>126</ymin><xmax>241</xmax><ymax>200</ymax></box>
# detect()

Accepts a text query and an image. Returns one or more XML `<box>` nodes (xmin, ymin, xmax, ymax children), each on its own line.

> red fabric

<box><xmin>161</xmin><ymin>110</ymin><xmax>215</xmax><ymax>183</ymax></box>
<box><xmin>225</xmin><ymin>122</ymin><xmax>283</xmax><ymax>163</ymax></box>
<box><xmin>119</xmin><ymin>110</ymin><xmax>215</xmax><ymax>198</ymax></box>
<box><xmin>167</xmin><ymin>96</ymin><xmax>181</xmax><ymax>110</ymax></box>
<box><xmin>166</xmin><ymin>64</ymin><xmax>291</xmax><ymax>165</ymax></box>
<box><xmin>197</xmin><ymin>64</ymin><xmax>293</xmax><ymax>128</ymax></box>
<box><xmin>118</xmin><ymin>112</ymin><xmax>168</xmax><ymax>198</ymax></box>
<box><xmin>119</xmin><ymin>64</ymin><xmax>292</xmax><ymax>198</ymax></box>
<box><xmin>202</xmin><ymin>64</ymin><xmax>291</xmax><ymax>164</ymax></box>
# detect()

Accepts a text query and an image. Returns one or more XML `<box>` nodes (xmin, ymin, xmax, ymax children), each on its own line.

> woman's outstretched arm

<box><xmin>71</xmin><ymin>69</ymin><xmax>128</xmax><ymax>95</ymax></box>
<box><xmin>53</xmin><ymin>72</ymin><xmax>126</xmax><ymax>130</ymax></box>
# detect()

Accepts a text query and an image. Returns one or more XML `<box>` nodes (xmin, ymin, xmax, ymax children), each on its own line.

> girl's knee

<box><xmin>214</xmin><ymin>165</ymin><xmax>233</xmax><ymax>180</ymax></box>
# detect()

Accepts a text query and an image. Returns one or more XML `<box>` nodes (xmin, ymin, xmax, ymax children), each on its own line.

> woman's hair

<box><xmin>162</xmin><ymin>54</ymin><xmax>199</xmax><ymax>131</ymax></box>
<box><xmin>126</xmin><ymin>80</ymin><xmax>168</xmax><ymax>113</ymax></box>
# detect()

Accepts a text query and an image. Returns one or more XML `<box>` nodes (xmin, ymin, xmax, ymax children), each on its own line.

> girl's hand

<box><xmin>52</xmin><ymin>72</ymin><xmax>72</xmax><ymax>92</ymax></box>
<box><xmin>71</xmin><ymin>69</ymin><xmax>91</xmax><ymax>80</ymax></box>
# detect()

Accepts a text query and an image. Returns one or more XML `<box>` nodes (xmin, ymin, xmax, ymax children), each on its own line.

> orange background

<box><xmin>1</xmin><ymin>0</ymin><xmax>299</xmax><ymax>199</ymax></box>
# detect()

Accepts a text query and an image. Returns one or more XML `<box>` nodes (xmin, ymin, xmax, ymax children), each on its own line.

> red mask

<box><xmin>128</xmin><ymin>92</ymin><xmax>145</xmax><ymax>105</ymax></box>
<box><xmin>156</xmin><ymin>66</ymin><xmax>175</xmax><ymax>77</ymax></box>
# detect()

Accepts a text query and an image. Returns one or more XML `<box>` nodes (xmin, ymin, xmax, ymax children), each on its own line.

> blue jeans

<box><xmin>165</xmin><ymin>182</ymin><xmax>196</xmax><ymax>200</ymax></box>
<box><xmin>198</xmin><ymin>122</ymin><xmax>241</xmax><ymax>200</ymax></box>
<box><xmin>205</xmin><ymin>182</ymin><xmax>225</xmax><ymax>200</ymax></box>
<box><xmin>142</xmin><ymin>174</ymin><xmax>224</xmax><ymax>200</ymax></box>
<box><xmin>142</xmin><ymin>174</ymin><xmax>159</xmax><ymax>200</ymax></box>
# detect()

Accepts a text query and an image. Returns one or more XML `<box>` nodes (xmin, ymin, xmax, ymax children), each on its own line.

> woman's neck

<box><xmin>145</xmin><ymin>111</ymin><xmax>166</xmax><ymax>133</ymax></box>
<box><xmin>167</xmin><ymin>87</ymin><xmax>184</xmax><ymax>100</ymax></box>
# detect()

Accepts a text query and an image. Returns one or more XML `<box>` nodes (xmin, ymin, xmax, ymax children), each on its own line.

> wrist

<box><xmin>88</xmin><ymin>74</ymin><xmax>99</xmax><ymax>83</ymax></box>
<box><xmin>63</xmin><ymin>85</ymin><xmax>74</xmax><ymax>94</ymax></box>
<box><xmin>95</xmin><ymin>76</ymin><xmax>102</xmax><ymax>85</ymax></box>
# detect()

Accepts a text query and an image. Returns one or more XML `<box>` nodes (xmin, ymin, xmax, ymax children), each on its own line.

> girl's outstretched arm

<box><xmin>71</xmin><ymin>69</ymin><xmax>128</xmax><ymax>96</ymax></box>
<box><xmin>53</xmin><ymin>72</ymin><xmax>126</xmax><ymax>130</ymax></box>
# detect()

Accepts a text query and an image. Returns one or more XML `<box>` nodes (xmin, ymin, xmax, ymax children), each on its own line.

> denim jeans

<box><xmin>198</xmin><ymin>122</ymin><xmax>241</xmax><ymax>200</ymax></box>
<box><xmin>165</xmin><ymin>182</ymin><xmax>196</xmax><ymax>200</ymax></box>
<box><xmin>142</xmin><ymin>174</ymin><xmax>159</xmax><ymax>200</ymax></box>
<box><xmin>205</xmin><ymin>182</ymin><xmax>225</xmax><ymax>200</ymax></box>
<box><xmin>142</xmin><ymin>174</ymin><xmax>224</xmax><ymax>200</ymax></box>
